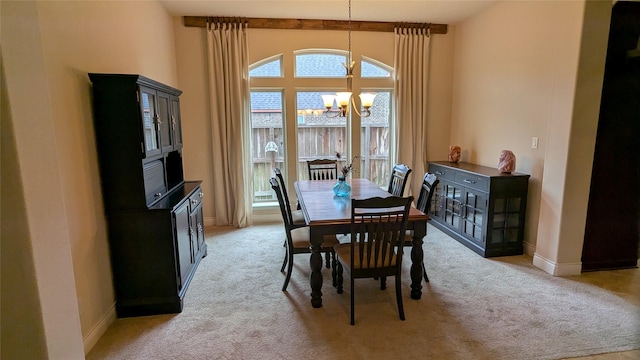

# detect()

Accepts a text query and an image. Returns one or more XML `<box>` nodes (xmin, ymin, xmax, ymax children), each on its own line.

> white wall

<box><xmin>1</xmin><ymin>0</ymin><xmax>179</xmax><ymax>356</ymax></box>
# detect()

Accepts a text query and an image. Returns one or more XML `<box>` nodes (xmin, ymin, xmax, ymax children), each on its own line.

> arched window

<box><xmin>249</xmin><ymin>49</ymin><xmax>394</xmax><ymax>204</ymax></box>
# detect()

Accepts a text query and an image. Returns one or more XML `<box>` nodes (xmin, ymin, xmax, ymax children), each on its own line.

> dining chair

<box><xmin>307</xmin><ymin>159</ymin><xmax>339</xmax><ymax>180</ymax></box>
<box><xmin>270</xmin><ymin>177</ymin><xmax>339</xmax><ymax>291</ymax></box>
<box><xmin>273</xmin><ymin>168</ymin><xmax>306</xmax><ymax>229</ymax></box>
<box><xmin>333</xmin><ymin>195</ymin><xmax>413</xmax><ymax>325</ymax></box>
<box><xmin>404</xmin><ymin>172</ymin><xmax>439</xmax><ymax>283</ymax></box>
<box><xmin>387</xmin><ymin>164</ymin><xmax>412</xmax><ymax>196</ymax></box>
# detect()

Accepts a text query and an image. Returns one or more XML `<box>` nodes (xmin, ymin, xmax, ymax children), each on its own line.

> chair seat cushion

<box><xmin>292</xmin><ymin>209</ymin><xmax>306</xmax><ymax>226</ymax></box>
<box><xmin>334</xmin><ymin>243</ymin><xmax>397</xmax><ymax>269</ymax></box>
<box><xmin>290</xmin><ymin>227</ymin><xmax>339</xmax><ymax>250</ymax></box>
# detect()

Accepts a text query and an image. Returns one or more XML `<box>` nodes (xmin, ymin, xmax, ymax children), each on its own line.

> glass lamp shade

<box><xmin>335</xmin><ymin>92</ymin><xmax>352</xmax><ymax>107</ymax></box>
<box><xmin>359</xmin><ymin>93</ymin><xmax>376</xmax><ymax>108</ymax></box>
<box><xmin>321</xmin><ymin>94</ymin><xmax>336</xmax><ymax>109</ymax></box>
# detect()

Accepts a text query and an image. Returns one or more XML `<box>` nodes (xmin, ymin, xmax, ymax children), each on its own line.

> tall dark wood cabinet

<box><xmin>89</xmin><ymin>74</ymin><xmax>207</xmax><ymax>317</ymax></box>
<box><xmin>582</xmin><ymin>2</ymin><xmax>639</xmax><ymax>271</ymax></box>
<box><xmin>428</xmin><ymin>161</ymin><xmax>530</xmax><ymax>257</ymax></box>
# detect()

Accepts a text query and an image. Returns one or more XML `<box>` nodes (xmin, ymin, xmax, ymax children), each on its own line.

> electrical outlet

<box><xmin>531</xmin><ymin>137</ymin><xmax>539</xmax><ymax>149</ymax></box>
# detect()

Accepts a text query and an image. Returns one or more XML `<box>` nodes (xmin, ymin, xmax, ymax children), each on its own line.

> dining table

<box><xmin>294</xmin><ymin>178</ymin><xmax>430</xmax><ymax>308</ymax></box>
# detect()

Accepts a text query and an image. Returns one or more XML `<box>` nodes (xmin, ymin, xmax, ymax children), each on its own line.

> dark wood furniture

<box><xmin>270</xmin><ymin>178</ymin><xmax>338</xmax><ymax>291</ymax></box>
<box><xmin>294</xmin><ymin>178</ymin><xmax>430</xmax><ymax>308</ymax></box>
<box><xmin>428</xmin><ymin>161</ymin><xmax>529</xmax><ymax>258</ymax></box>
<box><xmin>89</xmin><ymin>73</ymin><xmax>207</xmax><ymax>317</ymax></box>
<box><xmin>307</xmin><ymin>159</ymin><xmax>339</xmax><ymax>180</ymax></box>
<box><xmin>388</xmin><ymin>164</ymin><xmax>412</xmax><ymax>196</ymax></box>
<box><xmin>273</xmin><ymin>168</ymin><xmax>306</xmax><ymax>228</ymax></box>
<box><xmin>582</xmin><ymin>2</ymin><xmax>639</xmax><ymax>271</ymax></box>
<box><xmin>404</xmin><ymin>172</ymin><xmax>440</xmax><ymax>283</ymax></box>
<box><xmin>334</xmin><ymin>196</ymin><xmax>413</xmax><ymax>325</ymax></box>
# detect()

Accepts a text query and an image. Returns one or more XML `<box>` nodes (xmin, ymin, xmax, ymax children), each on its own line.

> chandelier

<box><xmin>322</xmin><ymin>0</ymin><xmax>376</xmax><ymax>118</ymax></box>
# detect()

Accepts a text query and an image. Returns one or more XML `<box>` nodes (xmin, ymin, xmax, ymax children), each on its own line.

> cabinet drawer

<box><xmin>188</xmin><ymin>187</ymin><xmax>204</xmax><ymax>212</ymax></box>
<box><xmin>455</xmin><ymin>171</ymin><xmax>489</xmax><ymax>192</ymax></box>
<box><xmin>429</xmin><ymin>164</ymin><xmax>455</xmax><ymax>181</ymax></box>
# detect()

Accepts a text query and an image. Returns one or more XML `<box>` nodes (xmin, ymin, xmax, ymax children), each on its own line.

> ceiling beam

<box><xmin>183</xmin><ymin>16</ymin><xmax>447</xmax><ymax>34</ymax></box>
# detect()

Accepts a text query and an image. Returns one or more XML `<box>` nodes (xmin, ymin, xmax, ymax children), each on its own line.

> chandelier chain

<box><xmin>321</xmin><ymin>0</ymin><xmax>375</xmax><ymax>118</ymax></box>
<box><xmin>348</xmin><ymin>0</ymin><xmax>352</xmax><ymax>63</ymax></box>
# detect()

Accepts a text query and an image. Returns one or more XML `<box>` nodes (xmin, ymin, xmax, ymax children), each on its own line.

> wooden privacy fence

<box><xmin>252</xmin><ymin>124</ymin><xmax>390</xmax><ymax>201</ymax></box>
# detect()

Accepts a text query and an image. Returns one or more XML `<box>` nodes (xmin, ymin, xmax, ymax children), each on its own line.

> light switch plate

<box><xmin>531</xmin><ymin>137</ymin><xmax>539</xmax><ymax>149</ymax></box>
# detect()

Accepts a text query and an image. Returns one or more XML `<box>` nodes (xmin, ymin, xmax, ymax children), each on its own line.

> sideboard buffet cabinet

<box><xmin>89</xmin><ymin>74</ymin><xmax>206</xmax><ymax>317</ymax></box>
<box><xmin>427</xmin><ymin>161</ymin><xmax>530</xmax><ymax>257</ymax></box>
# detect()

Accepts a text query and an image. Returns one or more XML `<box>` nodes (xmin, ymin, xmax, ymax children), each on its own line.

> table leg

<box><xmin>410</xmin><ymin>226</ymin><xmax>426</xmax><ymax>299</ymax></box>
<box><xmin>310</xmin><ymin>244</ymin><xmax>323</xmax><ymax>308</ymax></box>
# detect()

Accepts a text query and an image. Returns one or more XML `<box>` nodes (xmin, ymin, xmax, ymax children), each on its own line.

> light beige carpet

<box><xmin>87</xmin><ymin>223</ymin><xmax>640</xmax><ymax>360</ymax></box>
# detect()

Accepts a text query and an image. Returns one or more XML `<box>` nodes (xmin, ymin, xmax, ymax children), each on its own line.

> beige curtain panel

<box><xmin>394</xmin><ymin>25</ymin><xmax>431</xmax><ymax>198</ymax></box>
<box><xmin>206</xmin><ymin>18</ymin><xmax>253</xmax><ymax>227</ymax></box>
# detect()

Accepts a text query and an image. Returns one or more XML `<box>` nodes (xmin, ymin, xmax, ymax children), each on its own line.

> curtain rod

<box><xmin>183</xmin><ymin>16</ymin><xmax>448</xmax><ymax>34</ymax></box>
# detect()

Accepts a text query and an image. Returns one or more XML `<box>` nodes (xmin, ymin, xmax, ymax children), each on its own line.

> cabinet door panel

<box><xmin>461</xmin><ymin>189</ymin><xmax>487</xmax><ymax>246</ymax></box>
<box><xmin>139</xmin><ymin>87</ymin><xmax>161</xmax><ymax>157</ymax></box>
<box><xmin>174</xmin><ymin>201</ymin><xmax>192</xmax><ymax>290</ymax></box>
<box><xmin>157</xmin><ymin>91</ymin><xmax>173</xmax><ymax>153</ymax></box>
<box><xmin>442</xmin><ymin>181</ymin><xmax>462</xmax><ymax>231</ymax></box>
<box><xmin>491</xmin><ymin>197</ymin><xmax>523</xmax><ymax>245</ymax></box>
<box><xmin>171</xmin><ymin>96</ymin><xmax>183</xmax><ymax>150</ymax></box>
<box><xmin>430</xmin><ymin>182</ymin><xmax>443</xmax><ymax>218</ymax></box>
<box><xmin>196</xmin><ymin>205</ymin><xmax>205</xmax><ymax>251</ymax></box>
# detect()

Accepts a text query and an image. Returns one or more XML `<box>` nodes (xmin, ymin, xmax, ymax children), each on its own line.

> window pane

<box><xmin>295</xmin><ymin>53</ymin><xmax>348</xmax><ymax>77</ymax></box>
<box><xmin>296</xmin><ymin>91</ymin><xmax>346</xmax><ymax>180</ymax></box>
<box><xmin>250</xmin><ymin>91</ymin><xmax>284</xmax><ymax>202</ymax></box>
<box><xmin>361</xmin><ymin>90</ymin><xmax>391</xmax><ymax>187</ymax></box>
<box><xmin>249</xmin><ymin>57</ymin><xmax>282</xmax><ymax>77</ymax></box>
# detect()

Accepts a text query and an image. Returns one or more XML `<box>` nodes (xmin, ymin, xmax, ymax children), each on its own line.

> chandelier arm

<box><xmin>349</xmin><ymin>96</ymin><xmax>371</xmax><ymax>118</ymax></box>
<box><xmin>324</xmin><ymin>109</ymin><xmax>341</xmax><ymax>118</ymax></box>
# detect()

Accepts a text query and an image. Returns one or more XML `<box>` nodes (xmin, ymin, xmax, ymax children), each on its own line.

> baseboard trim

<box><xmin>533</xmin><ymin>253</ymin><xmax>582</xmax><ymax>276</ymax></box>
<box><xmin>252</xmin><ymin>205</ymin><xmax>281</xmax><ymax>224</ymax></box>
<box><xmin>83</xmin><ymin>302</ymin><xmax>116</xmax><ymax>355</ymax></box>
<box><xmin>523</xmin><ymin>240</ymin><xmax>536</xmax><ymax>256</ymax></box>
<box><xmin>204</xmin><ymin>209</ymin><xmax>280</xmax><ymax>227</ymax></box>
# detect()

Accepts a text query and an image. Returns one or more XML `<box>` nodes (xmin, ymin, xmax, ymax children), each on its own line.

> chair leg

<box><xmin>282</xmin><ymin>248</ymin><xmax>294</xmax><ymax>291</ymax></box>
<box><xmin>280</xmin><ymin>247</ymin><xmax>288</xmax><ymax>272</ymax></box>
<box><xmin>395</xmin><ymin>275</ymin><xmax>405</xmax><ymax>321</ymax></box>
<box><xmin>331</xmin><ymin>252</ymin><xmax>337</xmax><ymax>287</ymax></box>
<box><xmin>325</xmin><ymin>251</ymin><xmax>331</xmax><ymax>268</ymax></box>
<box><xmin>336</xmin><ymin>262</ymin><xmax>343</xmax><ymax>294</ymax></box>
<box><xmin>422</xmin><ymin>260</ymin><xmax>430</xmax><ymax>283</ymax></box>
<box><xmin>350</xmin><ymin>275</ymin><xmax>355</xmax><ymax>325</ymax></box>
<box><xmin>380</xmin><ymin>276</ymin><xmax>387</xmax><ymax>290</ymax></box>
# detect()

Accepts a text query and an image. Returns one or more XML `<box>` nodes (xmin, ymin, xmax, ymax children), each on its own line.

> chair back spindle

<box><xmin>388</xmin><ymin>164</ymin><xmax>412</xmax><ymax>196</ymax></box>
<box><xmin>307</xmin><ymin>159</ymin><xmax>339</xmax><ymax>180</ymax></box>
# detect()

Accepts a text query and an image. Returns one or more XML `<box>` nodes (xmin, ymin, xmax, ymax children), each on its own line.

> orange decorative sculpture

<box><xmin>448</xmin><ymin>146</ymin><xmax>461</xmax><ymax>163</ymax></box>
<box><xmin>498</xmin><ymin>150</ymin><xmax>516</xmax><ymax>173</ymax></box>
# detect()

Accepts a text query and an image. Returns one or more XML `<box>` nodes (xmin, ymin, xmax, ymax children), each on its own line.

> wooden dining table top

<box><xmin>294</xmin><ymin>178</ymin><xmax>430</xmax><ymax>225</ymax></box>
